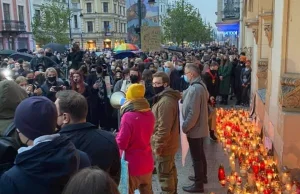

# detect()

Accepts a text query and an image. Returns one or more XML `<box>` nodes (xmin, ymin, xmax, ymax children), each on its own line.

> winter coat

<box><xmin>67</xmin><ymin>51</ymin><xmax>84</xmax><ymax>70</ymax></box>
<box><xmin>40</xmin><ymin>80</ymin><xmax>65</xmax><ymax>102</ymax></box>
<box><xmin>151</xmin><ymin>88</ymin><xmax>180</xmax><ymax>156</ymax></box>
<box><xmin>59</xmin><ymin>122</ymin><xmax>121</xmax><ymax>184</ymax></box>
<box><xmin>0</xmin><ymin>135</ymin><xmax>90</xmax><ymax>194</ymax></box>
<box><xmin>116</xmin><ymin>111</ymin><xmax>155</xmax><ymax>176</ymax></box>
<box><xmin>218</xmin><ymin>62</ymin><xmax>232</xmax><ymax>95</ymax></box>
<box><xmin>0</xmin><ymin>80</ymin><xmax>27</xmax><ymax>135</ymax></box>
<box><xmin>182</xmin><ymin>77</ymin><xmax>209</xmax><ymax>139</ymax></box>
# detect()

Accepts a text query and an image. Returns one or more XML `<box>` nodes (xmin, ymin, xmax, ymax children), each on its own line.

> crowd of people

<box><xmin>0</xmin><ymin>43</ymin><xmax>252</xmax><ymax>194</ymax></box>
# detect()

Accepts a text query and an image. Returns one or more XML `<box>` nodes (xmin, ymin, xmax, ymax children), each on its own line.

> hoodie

<box><xmin>0</xmin><ymin>135</ymin><xmax>90</xmax><ymax>194</ymax></box>
<box><xmin>151</xmin><ymin>88</ymin><xmax>181</xmax><ymax>156</ymax></box>
<box><xmin>0</xmin><ymin>80</ymin><xmax>27</xmax><ymax>135</ymax></box>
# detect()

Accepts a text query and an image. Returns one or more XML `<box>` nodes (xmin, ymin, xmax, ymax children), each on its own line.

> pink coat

<box><xmin>116</xmin><ymin>111</ymin><xmax>155</xmax><ymax>176</ymax></box>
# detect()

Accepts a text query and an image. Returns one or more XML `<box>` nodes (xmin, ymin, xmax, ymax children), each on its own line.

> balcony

<box><xmin>0</xmin><ymin>20</ymin><xmax>26</xmax><ymax>35</ymax></box>
<box><xmin>222</xmin><ymin>7</ymin><xmax>240</xmax><ymax>20</ymax></box>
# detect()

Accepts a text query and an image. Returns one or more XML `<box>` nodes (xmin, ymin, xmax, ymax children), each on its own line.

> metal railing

<box><xmin>1</xmin><ymin>20</ymin><xmax>26</xmax><ymax>32</ymax></box>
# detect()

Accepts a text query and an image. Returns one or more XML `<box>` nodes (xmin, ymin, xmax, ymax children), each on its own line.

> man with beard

<box><xmin>151</xmin><ymin>72</ymin><xmax>180</xmax><ymax>194</ymax></box>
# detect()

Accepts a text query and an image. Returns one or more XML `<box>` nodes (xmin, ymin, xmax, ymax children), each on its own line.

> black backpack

<box><xmin>0</xmin><ymin>122</ymin><xmax>21</xmax><ymax>174</ymax></box>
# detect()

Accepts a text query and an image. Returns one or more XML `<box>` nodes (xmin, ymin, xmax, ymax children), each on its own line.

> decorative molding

<box><xmin>252</xmin><ymin>28</ymin><xmax>259</xmax><ymax>44</ymax></box>
<box><xmin>264</xmin><ymin>24</ymin><xmax>272</xmax><ymax>47</ymax></box>
<box><xmin>279</xmin><ymin>74</ymin><xmax>300</xmax><ymax>111</ymax></box>
<box><xmin>261</xmin><ymin>11</ymin><xmax>273</xmax><ymax>47</ymax></box>
<box><xmin>256</xmin><ymin>59</ymin><xmax>268</xmax><ymax>79</ymax></box>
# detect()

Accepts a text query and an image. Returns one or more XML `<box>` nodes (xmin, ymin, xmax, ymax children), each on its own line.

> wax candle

<box><xmin>230</xmin><ymin>161</ymin><xmax>236</xmax><ymax>172</ymax></box>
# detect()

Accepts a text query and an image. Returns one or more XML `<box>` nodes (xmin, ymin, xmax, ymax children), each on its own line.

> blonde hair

<box><xmin>15</xmin><ymin>76</ymin><xmax>27</xmax><ymax>84</ymax></box>
<box><xmin>45</xmin><ymin>67</ymin><xmax>57</xmax><ymax>78</ymax></box>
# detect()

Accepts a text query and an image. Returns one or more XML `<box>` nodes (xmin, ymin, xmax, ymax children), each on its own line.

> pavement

<box><xmin>150</xmin><ymin>138</ymin><xmax>230</xmax><ymax>194</ymax></box>
<box><xmin>149</xmin><ymin>98</ymin><xmax>242</xmax><ymax>194</ymax></box>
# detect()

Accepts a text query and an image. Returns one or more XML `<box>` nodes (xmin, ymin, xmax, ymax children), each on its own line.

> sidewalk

<box><xmin>149</xmin><ymin>138</ymin><xmax>230</xmax><ymax>194</ymax></box>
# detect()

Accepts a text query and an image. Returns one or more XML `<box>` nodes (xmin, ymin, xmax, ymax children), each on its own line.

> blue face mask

<box><xmin>158</xmin><ymin>67</ymin><xmax>164</xmax><ymax>72</ymax></box>
<box><xmin>176</xmin><ymin>66</ymin><xmax>183</xmax><ymax>71</ymax></box>
<box><xmin>164</xmin><ymin>67</ymin><xmax>170</xmax><ymax>74</ymax></box>
<box><xmin>183</xmin><ymin>75</ymin><xmax>189</xmax><ymax>83</ymax></box>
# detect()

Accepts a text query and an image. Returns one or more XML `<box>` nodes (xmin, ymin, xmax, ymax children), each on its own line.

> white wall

<box><xmin>268</xmin><ymin>0</ymin><xmax>284</xmax><ymax>159</ymax></box>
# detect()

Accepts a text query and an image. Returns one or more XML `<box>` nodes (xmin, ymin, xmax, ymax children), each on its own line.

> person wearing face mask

<box><xmin>175</xmin><ymin>60</ymin><xmax>184</xmax><ymax>76</ymax></box>
<box><xmin>181</xmin><ymin>64</ymin><xmax>209</xmax><ymax>193</ymax></box>
<box><xmin>41</xmin><ymin>67</ymin><xmax>65</xmax><ymax>102</ymax></box>
<box><xmin>45</xmin><ymin>48</ymin><xmax>59</xmax><ymax>64</ymax></box>
<box><xmin>30</xmin><ymin>48</ymin><xmax>57</xmax><ymax>71</ymax></box>
<box><xmin>25</xmin><ymin>72</ymin><xmax>42</xmax><ymax>96</ymax></box>
<box><xmin>120</xmin><ymin>67</ymin><xmax>141</xmax><ymax>93</ymax></box>
<box><xmin>202</xmin><ymin>62</ymin><xmax>219</xmax><ymax>141</ymax></box>
<box><xmin>240</xmin><ymin>60</ymin><xmax>252</xmax><ymax>106</ymax></box>
<box><xmin>164</xmin><ymin>61</ymin><xmax>180</xmax><ymax>90</ymax></box>
<box><xmin>151</xmin><ymin>72</ymin><xmax>180</xmax><ymax>194</ymax></box>
<box><xmin>0</xmin><ymin>97</ymin><xmax>91</xmax><ymax>194</ymax></box>
<box><xmin>87</xmin><ymin>66</ymin><xmax>113</xmax><ymax>130</ymax></box>
<box><xmin>218</xmin><ymin>55</ymin><xmax>232</xmax><ymax>105</ymax></box>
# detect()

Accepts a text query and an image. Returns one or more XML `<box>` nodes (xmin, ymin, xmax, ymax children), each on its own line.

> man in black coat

<box><xmin>55</xmin><ymin>90</ymin><xmax>121</xmax><ymax>184</ymax></box>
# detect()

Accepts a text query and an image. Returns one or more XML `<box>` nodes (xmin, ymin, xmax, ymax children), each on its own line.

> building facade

<box><xmin>215</xmin><ymin>0</ymin><xmax>240</xmax><ymax>47</ymax></box>
<box><xmin>240</xmin><ymin>0</ymin><xmax>300</xmax><ymax>169</ymax></box>
<box><xmin>79</xmin><ymin>0</ymin><xmax>127</xmax><ymax>50</ymax></box>
<box><xmin>0</xmin><ymin>0</ymin><xmax>33</xmax><ymax>50</ymax></box>
<box><xmin>31</xmin><ymin>0</ymin><xmax>82</xmax><ymax>50</ymax></box>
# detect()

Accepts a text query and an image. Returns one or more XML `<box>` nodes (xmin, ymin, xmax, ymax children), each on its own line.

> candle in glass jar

<box><xmin>230</xmin><ymin>161</ymin><xmax>236</xmax><ymax>172</ymax></box>
<box><xmin>229</xmin><ymin>175</ymin><xmax>236</xmax><ymax>185</ymax></box>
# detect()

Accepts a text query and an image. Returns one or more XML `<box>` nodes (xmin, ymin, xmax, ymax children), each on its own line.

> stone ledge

<box><xmin>279</xmin><ymin>74</ymin><xmax>300</xmax><ymax>111</ymax></box>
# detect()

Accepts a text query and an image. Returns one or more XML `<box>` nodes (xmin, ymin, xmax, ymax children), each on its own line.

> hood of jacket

<box><xmin>14</xmin><ymin>135</ymin><xmax>80</xmax><ymax>186</ymax></box>
<box><xmin>0</xmin><ymin>80</ymin><xmax>28</xmax><ymax>119</ymax></box>
<box><xmin>157</xmin><ymin>87</ymin><xmax>181</xmax><ymax>101</ymax></box>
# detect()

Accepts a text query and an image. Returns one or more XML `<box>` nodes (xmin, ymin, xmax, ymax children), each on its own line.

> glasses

<box><xmin>152</xmin><ymin>82</ymin><xmax>163</xmax><ymax>87</ymax></box>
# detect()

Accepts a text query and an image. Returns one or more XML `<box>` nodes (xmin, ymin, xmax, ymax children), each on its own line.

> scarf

<box><xmin>120</xmin><ymin>98</ymin><xmax>150</xmax><ymax>116</ymax></box>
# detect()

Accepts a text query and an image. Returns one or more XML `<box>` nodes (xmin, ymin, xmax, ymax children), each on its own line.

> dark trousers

<box><xmin>234</xmin><ymin>85</ymin><xmax>242</xmax><ymax>104</ymax></box>
<box><xmin>187</xmin><ymin>138</ymin><xmax>207</xmax><ymax>183</ymax></box>
<box><xmin>241</xmin><ymin>86</ymin><xmax>250</xmax><ymax>104</ymax></box>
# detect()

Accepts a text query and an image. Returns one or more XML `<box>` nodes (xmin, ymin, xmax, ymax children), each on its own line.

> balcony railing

<box><xmin>1</xmin><ymin>20</ymin><xmax>26</xmax><ymax>32</ymax></box>
<box><xmin>223</xmin><ymin>8</ymin><xmax>240</xmax><ymax>20</ymax></box>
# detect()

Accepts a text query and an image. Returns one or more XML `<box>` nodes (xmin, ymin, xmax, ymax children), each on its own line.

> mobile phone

<box><xmin>53</xmin><ymin>86</ymin><xmax>63</xmax><ymax>91</ymax></box>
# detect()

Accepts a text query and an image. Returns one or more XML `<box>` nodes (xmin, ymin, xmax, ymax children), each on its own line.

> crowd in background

<box><xmin>0</xmin><ymin>43</ymin><xmax>252</xmax><ymax>194</ymax></box>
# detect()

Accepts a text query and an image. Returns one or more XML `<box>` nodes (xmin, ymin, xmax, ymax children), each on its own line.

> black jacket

<box><xmin>203</xmin><ymin>70</ymin><xmax>219</xmax><ymax>98</ymax></box>
<box><xmin>0</xmin><ymin>135</ymin><xmax>90</xmax><ymax>194</ymax></box>
<box><xmin>59</xmin><ymin>122</ymin><xmax>121</xmax><ymax>184</ymax></box>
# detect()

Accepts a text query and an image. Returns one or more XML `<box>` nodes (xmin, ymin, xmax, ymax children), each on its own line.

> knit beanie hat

<box><xmin>14</xmin><ymin>96</ymin><xmax>57</xmax><ymax>140</ymax></box>
<box><xmin>126</xmin><ymin>84</ymin><xmax>145</xmax><ymax>101</ymax></box>
<box><xmin>240</xmin><ymin>56</ymin><xmax>247</xmax><ymax>62</ymax></box>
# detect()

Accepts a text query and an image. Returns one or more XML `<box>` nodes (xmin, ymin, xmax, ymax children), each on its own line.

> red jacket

<box><xmin>116</xmin><ymin>111</ymin><xmax>155</xmax><ymax>176</ymax></box>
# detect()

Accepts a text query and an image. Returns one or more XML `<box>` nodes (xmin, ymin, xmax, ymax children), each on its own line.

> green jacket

<box><xmin>0</xmin><ymin>80</ymin><xmax>27</xmax><ymax>135</ymax></box>
<box><xmin>218</xmin><ymin>62</ymin><xmax>232</xmax><ymax>95</ymax></box>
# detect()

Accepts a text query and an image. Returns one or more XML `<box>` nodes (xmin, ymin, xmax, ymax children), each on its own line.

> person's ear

<box><xmin>62</xmin><ymin>113</ymin><xmax>71</xmax><ymax>124</ymax></box>
<box><xmin>163</xmin><ymin>83</ymin><xmax>168</xmax><ymax>88</ymax></box>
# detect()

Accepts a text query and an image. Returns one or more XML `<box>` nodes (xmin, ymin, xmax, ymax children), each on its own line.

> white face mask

<box><xmin>111</xmin><ymin>66</ymin><xmax>116</xmax><ymax>70</ymax></box>
<box><xmin>37</xmin><ymin>54</ymin><xmax>42</xmax><ymax>58</ymax></box>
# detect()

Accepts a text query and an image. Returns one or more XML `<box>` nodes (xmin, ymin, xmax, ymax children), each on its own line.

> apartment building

<box><xmin>79</xmin><ymin>0</ymin><xmax>127</xmax><ymax>50</ymax></box>
<box><xmin>0</xmin><ymin>0</ymin><xmax>33</xmax><ymax>50</ymax></box>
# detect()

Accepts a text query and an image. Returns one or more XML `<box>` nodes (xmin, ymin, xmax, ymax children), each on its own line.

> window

<box><xmin>87</xmin><ymin>21</ymin><xmax>93</xmax><ymax>32</ymax></box>
<box><xmin>115</xmin><ymin>22</ymin><xmax>118</xmax><ymax>32</ymax></box>
<box><xmin>3</xmin><ymin>3</ymin><xmax>10</xmax><ymax>21</ymax></box>
<box><xmin>114</xmin><ymin>4</ymin><xmax>117</xmax><ymax>13</ymax></box>
<box><xmin>248</xmin><ymin>0</ymin><xmax>253</xmax><ymax>12</ymax></box>
<box><xmin>104</xmin><ymin>21</ymin><xmax>110</xmax><ymax>32</ymax></box>
<box><xmin>35</xmin><ymin>9</ymin><xmax>40</xmax><ymax>20</ymax></box>
<box><xmin>74</xmin><ymin>15</ymin><xmax>78</xmax><ymax>28</ymax></box>
<box><xmin>124</xmin><ymin>23</ymin><xmax>127</xmax><ymax>33</ymax></box>
<box><xmin>123</xmin><ymin>7</ymin><xmax>125</xmax><ymax>16</ymax></box>
<box><xmin>86</xmin><ymin>3</ymin><xmax>92</xmax><ymax>13</ymax></box>
<box><xmin>119</xmin><ymin>6</ymin><xmax>122</xmax><ymax>15</ymax></box>
<box><xmin>18</xmin><ymin>5</ymin><xmax>24</xmax><ymax>22</ymax></box>
<box><xmin>103</xmin><ymin>2</ymin><xmax>108</xmax><ymax>13</ymax></box>
<box><xmin>119</xmin><ymin>23</ymin><xmax>122</xmax><ymax>33</ymax></box>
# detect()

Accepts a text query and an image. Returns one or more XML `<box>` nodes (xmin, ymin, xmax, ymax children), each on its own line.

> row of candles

<box><xmin>214</xmin><ymin>109</ymin><xmax>300</xmax><ymax>194</ymax></box>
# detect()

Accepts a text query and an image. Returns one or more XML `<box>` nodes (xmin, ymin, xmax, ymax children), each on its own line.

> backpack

<box><xmin>0</xmin><ymin>122</ymin><xmax>21</xmax><ymax>174</ymax></box>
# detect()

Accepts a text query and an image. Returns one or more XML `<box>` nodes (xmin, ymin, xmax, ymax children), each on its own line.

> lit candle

<box><xmin>230</xmin><ymin>161</ymin><xmax>236</xmax><ymax>172</ymax></box>
<box><xmin>282</xmin><ymin>173</ymin><xmax>288</xmax><ymax>184</ymax></box>
<box><xmin>229</xmin><ymin>175</ymin><xmax>236</xmax><ymax>185</ymax></box>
